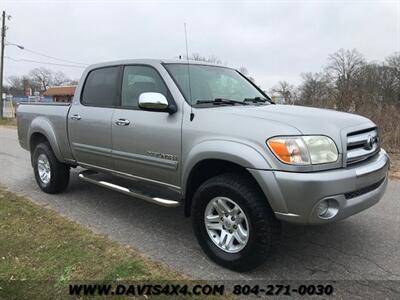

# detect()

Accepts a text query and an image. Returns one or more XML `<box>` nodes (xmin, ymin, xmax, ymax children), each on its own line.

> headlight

<box><xmin>266</xmin><ymin>136</ymin><xmax>338</xmax><ymax>165</ymax></box>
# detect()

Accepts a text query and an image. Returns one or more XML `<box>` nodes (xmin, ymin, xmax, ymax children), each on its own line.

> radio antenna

<box><xmin>184</xmin><ymin>23</ymin><xmax>194</xmax><ymax>121</ymax></box>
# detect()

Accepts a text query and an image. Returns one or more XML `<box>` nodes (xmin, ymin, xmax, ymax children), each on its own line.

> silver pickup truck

<box><xmin>17</xmin><ymin>59</ymin><xmax>389</xmax><ymax>271</ymax></box>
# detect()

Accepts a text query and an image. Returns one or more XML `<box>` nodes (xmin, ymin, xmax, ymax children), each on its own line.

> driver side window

<box><xmin>121</xmin><ymin>66</ymin><xmax>168</xmax><ymax>108</ymax></box>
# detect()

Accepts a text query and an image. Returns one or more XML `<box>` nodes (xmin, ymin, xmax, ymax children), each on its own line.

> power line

<box><xmin>6</xmin><ymin>40</ymin><xmax>89</xmax><ymax>66</ymax></box>
<box><xmin>5</xmin><ymin>56</ymin><xmax>86</xmax><ymax>68</ymax></box>
<box><xmin>23</xmin><ymin>48</ymin><xmax>89</xmax><ymax>66</ymax></box>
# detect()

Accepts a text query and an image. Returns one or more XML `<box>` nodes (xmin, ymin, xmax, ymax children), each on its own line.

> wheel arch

<box><xmin>182</xmin><ymin>140</ymin><xmax>273</xmax><ymax>217</ymax></box>
<box><xmin>28</xmin><ymin>118</ymin><xmax>64</xmax><ymax>164</ymax></box>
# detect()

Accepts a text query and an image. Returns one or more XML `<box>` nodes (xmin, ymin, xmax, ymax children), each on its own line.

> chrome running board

<box><xmin>78</xmin><ymin>170</ymin><xmax>180</xmax><ymax>207</ymax></box>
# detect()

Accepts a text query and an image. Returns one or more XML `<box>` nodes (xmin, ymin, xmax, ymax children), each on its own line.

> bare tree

<box><xmin>189</xmin><ymin>53</ymin><xmax>222</xmax><ymax>64</ymax></box>
<box><xmin>29</xmin><ymin>68</ymin><xmax>54</xmax><ymax>92</ymax></box>
<box><xmin>6</xmin><ymin>76</ymin><xmax>25</xmax><ymax>94</ymax></box>
<box><xmin>325</xmin><ymin>48</ymin><xmax>366</xmax><ymax>110</ymax></box>
<box><xmin>386</xmin><ymin>52</ymin><xmax>400</xmax><ymax>82</ymax></box>
<box><xmin>358</xmin><ymin>63</ymin><xmax>398</xmax><ymax>105</ymax></box>
<box><xmin>238</xmin><ymin>67</ymin><xmax>248</xmax><ymax>75</ymax></box>
<box><xmin>298</xmin><ymin>72</ymin><xmax>333</xmax><ymax>107</ymax></box>
<box><xmin>247</xmin><ymin>76</ymin><xmax>256</xmax><ymax>83</ymax></box>
<box><xmin>5</xmin><ymin>75</ymin><xmax>41</xmax><ymax>95</ymax></box>
<box><xmin>237</xmin><ymin>66</ymin><xmax>256</xmax><ymax>83</ymax></box>
<box><xmin>69</xmin><ymin>79</ymin><xmax>79</xmax><ymax>85</ymax></box>
<box><xmin>53</xmin><ymin>71</ymin><xmax>70</xmax><ymax>86</ymax></box>
<box><xmin>270</xmin><ymin>81</ymin><xmax>297</xmax><ymax>104</ymax></box>
<box><xmin>28</xmin><ymin>68</ymin><xmax>73</xmax><ymax>92</ymax></box>
<box><xmin>386</xmin><ymin>53</ymin><xmax>400</xmax><ymax>103</ymax></box>
<box><xmin>269</xmin><ymin>49</ymin><xmax>400</xmax><ymax>151</ymax></box>
<box><xmin>7</xmin><ymin>68</ymin><xmax>77</xmax><ymax>95</ymax></box>
<box><xmin>207</xmin><ymin>55</ymin><xmax>222</xmax><ymax>65</ymax></box>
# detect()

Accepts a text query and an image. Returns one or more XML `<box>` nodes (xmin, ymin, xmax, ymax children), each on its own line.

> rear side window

<box><xmin>81</xmin><ymin>66</ymin><xmax>119</xmax><ymax>106</ymax></box>
<box><xmin>121</xmin><ymin>66</ymin><xmax>168</xmax><ymax>108</ymax></box>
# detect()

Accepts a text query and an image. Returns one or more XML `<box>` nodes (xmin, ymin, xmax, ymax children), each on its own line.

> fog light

<box><xmin>317</xmin><ymin>200</ymin><xmax>329</xmax><ymax>217</ymax></box>
<box><xmin>315</xmin><ymin>199</ymin><xmax>339</xmax><ymax>219</ymax></box>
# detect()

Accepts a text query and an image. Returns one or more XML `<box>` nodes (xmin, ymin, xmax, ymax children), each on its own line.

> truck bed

<box><xmin>16</xmin><ymin>102</ymin><xmax>75</xmax><ymax>163</ymax></box>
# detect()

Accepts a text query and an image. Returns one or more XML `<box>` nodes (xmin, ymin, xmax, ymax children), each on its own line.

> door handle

<box><xmin>115</xmin><ymin>119</ymin><xmax>130</xmax><ymax>126</ymax></box>
<box><xmin>70</xmin><ymin>114</ymin><xmax>81</xmax><ymax>120</ymax></box>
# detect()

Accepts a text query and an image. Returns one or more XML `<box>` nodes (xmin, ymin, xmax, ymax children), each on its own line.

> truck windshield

<box><xmin>164</xmin><ymin>64</ymin><xmax>270</xmax><ymax>107</ymax></box>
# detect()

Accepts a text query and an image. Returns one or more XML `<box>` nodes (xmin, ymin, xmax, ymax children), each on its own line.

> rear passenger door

<box><xmin>111</xmin><ymin>65</ymin><xmax>182</xmax><ymax>187</ymax></box>
<box><xmin>68</xmin><ymin>66</ymin><xmax>120</xmax><ymax>170</ymax></box>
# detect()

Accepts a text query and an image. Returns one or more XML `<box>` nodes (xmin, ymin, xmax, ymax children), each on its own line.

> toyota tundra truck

<box><xmin>16</xmin><ymin>59</ymin><xmax>390</xmax><ymax>271</ymax></box>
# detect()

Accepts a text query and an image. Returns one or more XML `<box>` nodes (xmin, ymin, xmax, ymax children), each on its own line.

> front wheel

<box><xmin>33</xmin><ymin>142</ymin><xmax>70</xmax><ymax>194</ymax></box>
<box><xmin>191</xmin><ymin>173</ymin><xmax>281</xmax><ymax>271</ymax></box>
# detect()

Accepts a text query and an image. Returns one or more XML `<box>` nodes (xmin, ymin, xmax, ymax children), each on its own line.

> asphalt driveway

<box><xmin>1</xmin><ymin>127</ymin><xmax>399</xmax><ymax>283</ymax></box>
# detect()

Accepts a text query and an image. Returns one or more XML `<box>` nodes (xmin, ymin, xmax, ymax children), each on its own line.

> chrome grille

<box><xmin>346</xmin><ymin>128</ymin><xmax>380</xmax><ymax>165</ymax></box>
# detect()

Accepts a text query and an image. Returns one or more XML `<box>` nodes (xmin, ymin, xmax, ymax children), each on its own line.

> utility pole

<box><xmin>0</xmin><ymin>11</ymin><xmax>6</xmax><ymax>119</ymax></box>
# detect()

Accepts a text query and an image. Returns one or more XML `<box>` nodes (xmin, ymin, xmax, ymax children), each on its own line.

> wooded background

<box><xmin>269</xmin><ymin>49</ymin><xmax>399</xmax><ymax>153</ymax></box>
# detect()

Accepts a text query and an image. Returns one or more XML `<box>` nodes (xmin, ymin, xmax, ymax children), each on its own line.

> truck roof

<box><xmin>86</xmin><ymin>58</ymin><xmax>233</xmax><ymax>70</ymax></box>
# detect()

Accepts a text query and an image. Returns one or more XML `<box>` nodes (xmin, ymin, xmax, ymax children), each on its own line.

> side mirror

<box><xmin>138</xmin><ymin>92</ymin><xmax>169</xmax><ymax>111</ymax></box>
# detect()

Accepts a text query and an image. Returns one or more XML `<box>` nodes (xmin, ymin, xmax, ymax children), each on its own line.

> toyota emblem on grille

<box><xmin>365</xmin><ymin>135</ymin><xmax>377</xmax><ymax>150</ymax></box>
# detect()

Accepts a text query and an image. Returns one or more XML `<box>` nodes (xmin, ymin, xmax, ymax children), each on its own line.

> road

<box><xmin>1</xmin><ymin>127</ymin><xmax>399</xmax><ymax>286</ymax></box>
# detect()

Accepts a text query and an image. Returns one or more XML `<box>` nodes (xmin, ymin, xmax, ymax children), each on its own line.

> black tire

<box><xmin>191</xmin><ymin>173</ymin><xmax>281</xmax><ymax>272</ymax></box>
<box><xmin>32</xmin><ymin>142</ymin><xmax>70</xmax><ymax>194</ymax></box>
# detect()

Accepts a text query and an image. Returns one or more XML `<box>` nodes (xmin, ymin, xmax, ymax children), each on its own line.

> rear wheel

<box><xmin>33</xmin><ymin>142</ymin><xmax>70</xmax><ymax>194</ymax></box>
<box><xmin>192</xmin><ymin>173</ymin><xmax>281</xmax><ymax>271</ymax></box>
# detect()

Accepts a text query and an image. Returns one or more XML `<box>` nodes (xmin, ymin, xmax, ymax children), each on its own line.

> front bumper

<box><xmin>249</xmin><ymin>149</ymin><xmax>390</xmax><ymax>224</ymax></box>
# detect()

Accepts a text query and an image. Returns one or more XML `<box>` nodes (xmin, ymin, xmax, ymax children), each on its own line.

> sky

<box><xmin>3</xmin><ymin>0</ymin><xmax>400</xmax><ymax>90</ymax></box>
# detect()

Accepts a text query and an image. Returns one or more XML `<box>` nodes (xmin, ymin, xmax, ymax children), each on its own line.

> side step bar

<box><xmin>78</xmin><ymin>170</ymin><xmax>180</xmax><ymax>207</ymax></box>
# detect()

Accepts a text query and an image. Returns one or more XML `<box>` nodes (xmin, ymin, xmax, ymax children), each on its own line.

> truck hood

<box><xmin>227</xmin><ymin>104</ymin><xmax>375</xmax><ymax>150</ymax></box>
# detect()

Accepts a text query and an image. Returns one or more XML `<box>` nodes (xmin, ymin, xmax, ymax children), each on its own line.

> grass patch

<box><xmin>0</xmin><ymin>188</ymin><xmax>190</xmax><ymax>299</ymax></box>
<box><xmin>0</xmin><ymin>118</ymin><xmax>16</xmax><ymax>127</ymax></box>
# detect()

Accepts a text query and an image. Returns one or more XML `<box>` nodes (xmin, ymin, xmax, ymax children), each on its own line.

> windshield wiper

<box><xmin>244</xmin><ymin>97</ymin><xmax>272</xmax><ymax>104</ymax></box>
<box><xmin>195</xmin><ymin>98</ymin><xmax>249</xmax><ymax>106</ymax></box>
